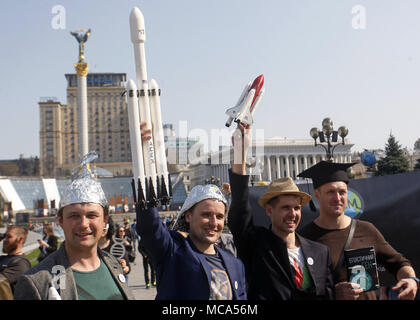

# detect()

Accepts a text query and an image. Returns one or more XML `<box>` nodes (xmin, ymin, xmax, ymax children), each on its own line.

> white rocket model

<box><xmin>225</xmin><ymin>74</ymin><xmax>265</xmax><ymax>127</ymax></box>
<box><xmin>128</xmin><ymin>7</ymin><xmax>172</xmax><ymax>209</ymax></box>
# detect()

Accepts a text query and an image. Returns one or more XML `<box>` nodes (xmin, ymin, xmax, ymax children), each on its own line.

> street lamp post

<box><xmin>204</xmin><ymin>176</ymin><xmax>221</xmax><ymax>186</ymax></box>
<box><xmin>310</xmin><ymin>117</ymin><xmax>348</xmax><ymax>162</ymax></box>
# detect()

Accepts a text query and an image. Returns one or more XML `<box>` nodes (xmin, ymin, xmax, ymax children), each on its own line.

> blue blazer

<box><xmin>136</xmin><ymin>207</ymin><xmax>247</xmax><ymax>300</ymax></box>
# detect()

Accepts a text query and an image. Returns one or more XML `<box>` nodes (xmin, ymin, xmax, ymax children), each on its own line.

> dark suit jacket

<box><xmin>136</xmin><ymin>206</ymin><xmax>247</xmax><ymax>300</ymax></box>
<box><xmin>38</xmin><ymin>235</ymin><xmax>58</xmax><ymax>262</ymax></box>
<box><xmin>228</xmin><ymin>170</ymin><xmax>335</xmax><ymax>300</ymax></box>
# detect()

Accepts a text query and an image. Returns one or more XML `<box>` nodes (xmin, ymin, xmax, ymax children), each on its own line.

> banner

<box><xmin>247</xmin><ymin>171</ymin><xmax>420</xmax><ymax>286</ymax></box>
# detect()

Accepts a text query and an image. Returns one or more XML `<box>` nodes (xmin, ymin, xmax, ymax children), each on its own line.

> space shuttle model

<box><xmin>127</xmin><ymin>7</ymin><xmax>172</xmax><ymax>210</ymax></box>
<box><xmin>225</xmin><ymin>74</ymin><xmax>265</xmax><ymax>127</ymax></box>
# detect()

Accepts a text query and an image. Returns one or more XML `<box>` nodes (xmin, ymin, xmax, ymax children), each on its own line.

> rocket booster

<box><xmin>126</xmin><ymin>80</ymin><xmax>146</xmax><ymax>194</ymax></box>
<box><xmin>225</xmin><ymin>74</ymin><xmax>265</xmax><ymax>127</ymax></box>
<box><xmin>149</xmin><ymin>79</ymin><xmax>171</xmax><ymax>203</ymax></box>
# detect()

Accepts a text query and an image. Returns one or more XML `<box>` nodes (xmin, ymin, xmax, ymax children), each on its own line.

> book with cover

<box><xmin>344</xmin><ymin>246</ymin><xmax>380</xmax><ymax>292</ymax></box>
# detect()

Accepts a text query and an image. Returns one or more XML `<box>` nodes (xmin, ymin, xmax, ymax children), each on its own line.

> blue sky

<box><xmin>1</xmin><ymin>0</ymin><xmax>420</xmax><ymax>159</ymax></box>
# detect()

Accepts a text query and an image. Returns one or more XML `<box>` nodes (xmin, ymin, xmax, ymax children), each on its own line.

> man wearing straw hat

<box><xmin>228</xmin><ymin>124</ymin><xmax>335</xmax><ymax>300</ymax></box>
<box><xmin>14</xmin><ymin>152</ymin><xmax>134</xmax><ymax>300</ymax></box>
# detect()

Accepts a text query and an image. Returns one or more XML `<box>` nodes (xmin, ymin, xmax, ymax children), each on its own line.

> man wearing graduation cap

<box><xmin>14</xmin><ymin>152</ymin><xmax>134</xmax><ymax>300</ymax></box>
<box><xmin>298</xmin><ymin>160</ymin><xmax>418</xmax><ymax>300</ymax></box>
<box><xmin>227</xmin><ymin>124</ymin><xmax>335</xmax><ymax>300</ymax></box>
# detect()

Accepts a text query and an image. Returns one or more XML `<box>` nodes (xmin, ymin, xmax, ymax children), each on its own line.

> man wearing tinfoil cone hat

<box><xmin>14</xmin><ymin>152</ymin><xmax>134</xmax><ymax>300</ymax></box>
<box><xmin>135</xmin><ymin>123</ymin><xmax>246</xmax><ymax>300</ymax></box>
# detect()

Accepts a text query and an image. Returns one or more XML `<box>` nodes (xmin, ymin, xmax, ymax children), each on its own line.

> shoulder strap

<box><xmin>333</xmin><ymin>219</ymin><xmax>357</xmax><ymax>281</ymax></box>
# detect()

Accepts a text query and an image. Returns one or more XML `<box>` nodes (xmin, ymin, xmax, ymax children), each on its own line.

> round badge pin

<box><xmin>307</xmin><ymin>257</ymin><xmax>314</xmax><ymax>265</ymax></box>
<box><xmin>119</xmin><ymin>274</ymin><xmax>126</xmax><ymax>283</ymax></box>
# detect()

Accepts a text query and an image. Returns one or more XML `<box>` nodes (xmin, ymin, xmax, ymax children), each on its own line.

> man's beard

<box><xmin>3</xmin><ymin>239</ymin><xmax>18</xmax><ymax>254</ymax></box>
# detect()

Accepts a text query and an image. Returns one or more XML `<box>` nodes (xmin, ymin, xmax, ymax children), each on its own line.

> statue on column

<box><xmin>70</xmin><ymin>28</ymin><xmax>91</xmax><ymax>62</ymax></box>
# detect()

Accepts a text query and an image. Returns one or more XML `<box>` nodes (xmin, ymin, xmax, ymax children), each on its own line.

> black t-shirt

<box><xmin>203</xmin><ymin>251</ymin><xmax>233</xmax><ymax>300</ymax></box>
<box><xmin>0</xmin><ymin>254</ymin><xmax>31</xmax><ymax>292</ymax></box>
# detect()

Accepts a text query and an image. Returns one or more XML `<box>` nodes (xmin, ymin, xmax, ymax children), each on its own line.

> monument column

<box><xmin>71</xmin><ymin>29</ymin><xmax>91</xmax><ymax>160</ymax></box>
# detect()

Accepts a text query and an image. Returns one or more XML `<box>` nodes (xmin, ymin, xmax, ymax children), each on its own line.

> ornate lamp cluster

<box><xmin>310</xmin><ymin>118</ymin><xmax>349</xmax><ymax>162</ymax></box>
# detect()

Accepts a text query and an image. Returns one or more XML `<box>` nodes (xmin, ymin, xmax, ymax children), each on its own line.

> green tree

<box><xmin>376</xmin><ymin>134</ymin><xmax>410</xmax><ymax>176</ymax></box>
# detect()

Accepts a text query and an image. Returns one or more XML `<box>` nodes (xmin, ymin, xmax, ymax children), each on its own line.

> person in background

<box><xmin>138</xmin><ymin>238</ymin><xmax>156</xmax><ymax>289</ymax></box>
<box><xmin>115</xmin><ymin>225</ymin><xmax>133</xmax><ymax>282</ymax></box>
<box><xmin>99</xmin><ymin>217</ymin><xmax>131</xmax><ymax>278</ymax></box>
<box><xmin>0</xmin><ymin>225</ymin><xmax>31</xmax><ymax>299</ymax></box>
<box><xmin>37</xmin><ymin>224</ymin><xmax>58</xmax><ymax>263</ymax></box>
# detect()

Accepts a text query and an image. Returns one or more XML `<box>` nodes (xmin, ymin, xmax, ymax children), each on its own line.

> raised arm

<box><xmin>228</xmin><ymin>124</ymin><xmax>257</xmax><ymax>265</ymax></box>
<box><xmin>134</xmin><ymin>121</ymin><xmax>173</xmax><ymax>264</ymax></box>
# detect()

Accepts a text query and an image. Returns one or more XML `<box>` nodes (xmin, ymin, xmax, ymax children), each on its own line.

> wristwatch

<box><xmin>407</xmin><ymin>277</ymin><xmax>420</xmax><ymax>288</ymax></box>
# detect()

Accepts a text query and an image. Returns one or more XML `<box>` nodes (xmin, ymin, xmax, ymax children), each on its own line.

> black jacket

<box><xmin>37</xmin><ymin>235</ymin><xmax>58</xmax><ymax>262</ymax></box>
<box><xmin>228</xmin><ymin>170</ymin><xmax>335</xmax><ymax>300</ymax></box>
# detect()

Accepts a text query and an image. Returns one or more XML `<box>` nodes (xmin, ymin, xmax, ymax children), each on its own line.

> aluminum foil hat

<box><xmin>172</xmin><ymin>184</ymin><xmax>227</xmax><ymax>232</ymax></box>
<box><xmin>60</xmin><ymin>151</ymin><xmax>108</xmax><ymax>208</ymax></box>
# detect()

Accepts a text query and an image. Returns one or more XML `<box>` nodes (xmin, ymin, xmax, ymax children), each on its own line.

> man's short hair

<box><xmin>7</xmin><ymin>225</ymin><xmax>29</xmax><ymax>244</ymax></box>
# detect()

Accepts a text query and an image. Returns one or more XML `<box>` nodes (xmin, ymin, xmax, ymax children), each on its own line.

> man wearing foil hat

<box><xmin>227</xmin><ymin>124</ymin><xmax>335</xmax><ymax>300</ymax></box>
<box><xmin>136</xmin><ymin>184</ymin><xmax>247</xmax><ymax>300</ymax></box>
<box><xmin>298</xmin><ymin>160</ymin><xmax>418</xmax><ymax>300</ymax></box>
<box><xmin>136</xmin><ymin>125</ymin><xmax>246</xmax><ymax>300</ymax></box>
<box><xmin>14</xmin><ymin>152</ymin><xmax>134</xmax><ymax>300</ymax></box>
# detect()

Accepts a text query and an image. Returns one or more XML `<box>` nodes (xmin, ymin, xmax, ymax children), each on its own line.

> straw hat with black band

<box><xmin>258</xmin><ymin>177</ymin><xmax>312</xmax><ymax>208</ymax></box>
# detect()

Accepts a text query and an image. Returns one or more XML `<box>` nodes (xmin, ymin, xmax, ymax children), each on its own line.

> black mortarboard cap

<box><xmin>297</xmin><ymin>161</ymin><xmax>356</xmax><ymax>189</ymax></box>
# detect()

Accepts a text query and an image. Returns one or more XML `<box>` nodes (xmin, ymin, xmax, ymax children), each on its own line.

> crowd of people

<box><xmin>0</xmin><ymin>123</ymin><xmax>418</xmax><ymax>301</ymax></box>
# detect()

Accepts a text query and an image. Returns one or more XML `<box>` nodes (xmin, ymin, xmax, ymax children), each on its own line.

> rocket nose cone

<box><xmin>149</xmin><ymin>79</ymin><xmax>159</xmax><ymax>89</ymax></box>
<box><xmin>256</xmin><ymin>74</ymin><xmax>264</xmax><ymax>86</ymax></box>
<box><xmin>130</xmin><ymin>7</ymin><xmax>145</xmax><ymax>42</ymax></box>
<box><xmin>130</xmin><ymin>7</ymin><xmax>144</xmax><ymax>27</ymax></box>
<box><xmin>127</xmin><ymin>79</ymin><xmax>137</xmax><ymax>90</ymax></box>
<box><xmin>250</xmin><ymin>74</ymin><xmax>264</xmax><ymax>91</ymax></box>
